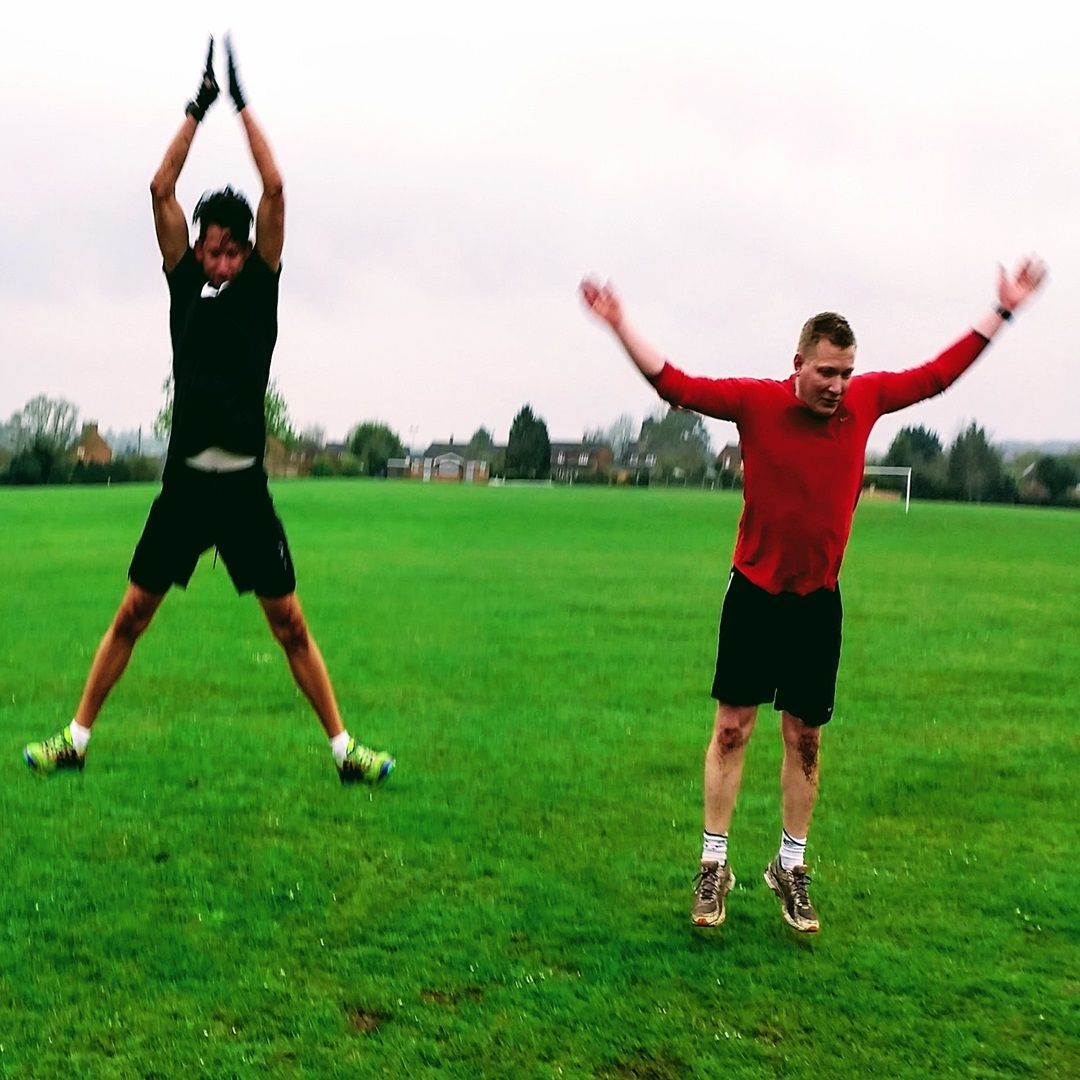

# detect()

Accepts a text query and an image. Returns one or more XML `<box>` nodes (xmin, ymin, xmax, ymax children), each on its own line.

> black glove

<box><xmin>225</xmin><ymin>34</ymin><xmax>247</xmax><ymax>112</ymax></box>
<box><xmin>185</xmin><ymin>37</ymin><xmax>219</xmax><ymax>122</ymax></box>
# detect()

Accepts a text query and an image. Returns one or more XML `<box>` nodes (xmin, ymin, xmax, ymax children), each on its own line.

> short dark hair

<box><xmin>797</xmin><ymin>312</ymin><xmax>856</xmax><ymax>356</ymax></box>
<box><xmin>192</xmin><ymin>186</ymin><xmax>253</xmax><ymax>243</ymax></box>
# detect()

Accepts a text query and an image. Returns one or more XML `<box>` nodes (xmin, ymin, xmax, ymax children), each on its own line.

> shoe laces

<box><xmin>44</xmin><ymin>730</ymin><xmax>74</xmax><ymax>760</ymax></box>
<box><xmin>789</xmin><ymin>866</ymin><xmax>813</xmax><ymax>910</ymax></box>
<box><xmin>346</xmin><ymin>742</ymin><xmax>375</xmax><ymax>771</ymax></box>
<box><xmin>693</xmin><ymin>864</ymin><xmax>720</xmax><ymax>902</ymax></box>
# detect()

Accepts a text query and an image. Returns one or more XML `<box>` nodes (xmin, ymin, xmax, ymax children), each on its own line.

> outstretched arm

<box><xmin>876</xmin><ymin>256</ymin><xmax>1049</xmax><ymax>415</ymax></box>
<box><xmin>579</xmin><ymin>279</ymin><xmax>666</xmax><ymax>378</ymax></box>
<box><xmin>226</xmin><ymin>35</ymin><xmax>284</xmax><ymax>272</ymax></box>
<box><xmin>150</xmin><ymin>38</ymin><xmax>218</xmax><ymax>272</ymax></box>
<box><xmin>580</xmin><ymin>277</ymin><xmax>745</xmax><ymax>420</ymax></box>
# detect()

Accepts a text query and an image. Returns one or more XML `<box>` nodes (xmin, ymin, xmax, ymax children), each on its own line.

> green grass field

<box><xmin>0</xmin><ymin>481</ymin><xmax>1076</xmax><ymax>1078</ymax></box>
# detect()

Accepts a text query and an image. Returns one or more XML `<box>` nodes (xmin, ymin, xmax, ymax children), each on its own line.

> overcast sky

<box><xmin>2</xmin><ymin>1</ymin><xmax>1075</xmax><ymax>454</ymax></box>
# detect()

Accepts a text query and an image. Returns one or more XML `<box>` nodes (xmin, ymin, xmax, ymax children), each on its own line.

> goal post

<box><xmin>863</xmin><ymin>465</ymin><xmax>912</xmax><ymax>513</ymax></box>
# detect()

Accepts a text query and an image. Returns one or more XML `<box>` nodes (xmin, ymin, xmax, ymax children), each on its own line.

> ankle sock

<box><xmin>701</xmin><ymin>830</ymin><xmax>728</xmax><ymax>866</ymax></box>
<box><xmin>69</xmin><ymin>720</ymin><xmax>91</xmax><ymax>755</ymax></box>
<box><xmin>779</xmin><ymin>829</ymin><xmax>807</xmax><ymax>871</ymax></box>
<box><xmin>330</xmin><ymin>730</ymin><xmax>351</xmax><ymax>764</ymax></box>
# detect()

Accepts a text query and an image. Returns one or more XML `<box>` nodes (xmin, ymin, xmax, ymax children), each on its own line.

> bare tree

<box><xmin>583</xmin><ymin>413</ymin><xmax>635</xmax><ymax>461</ymax></box>
<box><xmin>12</xmin><ymin>395</ymin><xmax>80</xmax><ymax>452</ymax></box>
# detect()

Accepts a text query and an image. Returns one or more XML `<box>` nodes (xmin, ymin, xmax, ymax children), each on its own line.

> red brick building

<box><xmin>73</xmin><ymin>423</ymin><xmax>112</xmax><ymax>465</ymax></box>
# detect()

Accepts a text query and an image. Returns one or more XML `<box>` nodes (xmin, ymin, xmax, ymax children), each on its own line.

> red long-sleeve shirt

<box><xmin>650</xmin><ymin>330</ymin><xmax>990</xmax><ymax>595</ymax></box>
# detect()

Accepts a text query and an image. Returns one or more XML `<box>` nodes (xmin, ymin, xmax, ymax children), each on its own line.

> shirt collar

<box><xmin>200</xmin><ymin>279</ymin><xmax>232</xmax><ymax>300</ymax></box>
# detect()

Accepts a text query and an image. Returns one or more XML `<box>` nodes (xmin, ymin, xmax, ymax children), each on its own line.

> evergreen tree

<box><xmin>505</xmin><ymin>405</ymin><xmax>551</xmax><ymax>479</ymax></box>
<box><xmin>884</xmin><ymin>424</ymin><xmax>947</xmax><ymax>498</ymax></box>
<box><xmin>465</xmin><ymin>426</ymin><xmax>496</xmax><ymax>461</ymax></box>
<box><xmin>946</xmin><ymin>423</ymin><xmax>1013</xmax><ymax>502</ymax></box>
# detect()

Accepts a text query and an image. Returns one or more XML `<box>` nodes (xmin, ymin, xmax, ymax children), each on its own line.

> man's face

<box><xmin>194</xmin><ymin>225</ymin><xmax>251</xmax><ymax>288</ymax></box>
<box><xmin>794</xmin><ymin>339</ymin><xmax>856</xmax><ymax>417</ymax></box>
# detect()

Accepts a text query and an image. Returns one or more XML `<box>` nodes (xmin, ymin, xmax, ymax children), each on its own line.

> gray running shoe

<box><xmin>764</xmin><ymin>856</ymin><xmax>819</xmax><ymax>933</ymax></box>
<box><xmin>692</xmin><ymin>860</ymin><xmax>735</xmax><ymax>927</ymax></box>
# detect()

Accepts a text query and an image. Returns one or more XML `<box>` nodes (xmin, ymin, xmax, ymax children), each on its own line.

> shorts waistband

<box><xmin>163</xmin><ymin>459</ymin><xmax>265</xmax><ymax>487</ymax></box>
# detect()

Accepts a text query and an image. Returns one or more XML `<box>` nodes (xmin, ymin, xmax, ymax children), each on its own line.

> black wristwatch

<box><xmin>995</xmin><ymin>305</ymin><xmax>1013</xmax><ymax>321</ymax></box>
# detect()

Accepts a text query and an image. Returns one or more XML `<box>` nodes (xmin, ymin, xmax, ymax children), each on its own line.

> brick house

<box><xmin>73</xmin><ymin>423</ymin><xmax>112</xmax><ymax>465</ymax></box>
<box><xmin>603</xmin><ymin>440</ymin><xmax>656</xmax><ymax>484</ymax></box>
<box><xmin>717</xmin><ymin>442</ymin><xmax>742</xmax><ymax>474</ymax></box>
<box><xmin>550</xmin><ymin>442</ymin><xmax>614</xmax><ymax>483</ymax></box>
<box><xmin>394</xmin><ymin>442</ymin><xmax>493</xmax><ymax>483</ymax></box>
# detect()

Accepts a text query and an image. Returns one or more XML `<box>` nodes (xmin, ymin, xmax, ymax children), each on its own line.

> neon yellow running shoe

<box><xmin>338</xmin><ymin>739</ymin><xmax>395</xmax><ymax>786</ymax></box>
<box><xmin>23</xmin><ymin>725</ymin><xmax>85</xmax><ymax>777</ymax></box>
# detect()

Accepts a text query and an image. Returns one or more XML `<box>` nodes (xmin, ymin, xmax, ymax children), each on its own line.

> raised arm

<box><xmin>226</xmin><ymin>35</ymin><xmax>284</xmax><ymax>271</ymax></box>
<box><xmin>579</xmin><ymin>278</ymin><xmax>745</xmax><ymax>420</ymax></box>
<box><xmin>150</xmin><ymin>38</ymin><xmax>218</xmax><ymax>272</ymax></box>
<box><xmin>580</xmin><ymin>279</ymin><xmax>666</xmax><ymax>378</ymax></box>
<box><xmin>875</xmin><ymin>256</ymin><xmax>1049</xmax><ymax>416</ymax></box>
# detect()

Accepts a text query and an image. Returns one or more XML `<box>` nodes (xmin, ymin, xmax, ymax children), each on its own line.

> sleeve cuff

<box><xmin>645</xmin><ymin>360</ymin><xmax>670</xmax><ymax>386</ymax></box>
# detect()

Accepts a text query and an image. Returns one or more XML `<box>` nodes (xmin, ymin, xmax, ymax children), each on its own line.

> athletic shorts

<box><xmin>128</xmin><ymin>464</ymin><xmax>296</xmax><ymax>598</ymax></box>
<box><xmin>711</xmin><ymin>567</ymin><xmax>842</xmax><ymax>727</ymax></box>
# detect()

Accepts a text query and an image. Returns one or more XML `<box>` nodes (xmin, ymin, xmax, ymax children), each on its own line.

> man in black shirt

<box><xmin>23</xmin><ymin>38</ymin><xmax>395</xmax><ymax>786</ymax></box>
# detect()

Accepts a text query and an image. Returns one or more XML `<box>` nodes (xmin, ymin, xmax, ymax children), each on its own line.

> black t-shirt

<box><xmin>165</xmin><ymin>248</ymin><xmax>281</xmax><ymax>463</ymax></box>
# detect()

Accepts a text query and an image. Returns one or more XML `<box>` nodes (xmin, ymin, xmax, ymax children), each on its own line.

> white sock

<box><xmin>779</xmin><ymin>829</ymin><xmax>807</xmax><ymax>871</ymax></box>
<box><xmin>330</xmin><ymin>730</ymin><xmax>351</xmax><ymax>764</ymax></box>
<box><xmin>69</xmin><ymin>720</ymin><xmax>91</xmax><ymax>755</ymax></box>
<box><xmin>701</xmin><ymin>830</ymin><xmax>728</xmax><ymax>866</ymax></box>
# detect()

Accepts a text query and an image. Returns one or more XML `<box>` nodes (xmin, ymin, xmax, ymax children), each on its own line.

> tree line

<box><xmin>309</xmin><ymin>406</ymin><xmax>553</xmax><ymax>480</ymax></box>
<box><xmin>877</xmin><ymin>424</ymin><xmax>1079</xmax><ymax>507</ymax></box>
<box><xmin>0</xmin><ymin>396</ymin><xmax>159</xmax><ymax>486</ymax></box>
<box><xmin>2</xmin><ymin>390</ymin><xmax>1076</xmax><ymax>505</ymax></box>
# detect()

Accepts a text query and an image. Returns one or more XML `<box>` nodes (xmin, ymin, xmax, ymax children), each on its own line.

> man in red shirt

<box><xmin>580</xmin><ymin>258</ymin><xmax>1046</xmax><ymax>932</ymax></box>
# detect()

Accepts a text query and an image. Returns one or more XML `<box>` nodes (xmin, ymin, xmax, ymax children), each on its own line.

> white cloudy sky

<box><xmin>1</xmin><ymin>0</ymin><xmax>1075</xmax><ymax>453</ymax></box>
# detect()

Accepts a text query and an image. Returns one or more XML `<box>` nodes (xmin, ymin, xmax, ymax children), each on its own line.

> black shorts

<box><xmin>129</xmin><ymin>464</ymin><xmax>296</xmax><ymax>598</ymax></box>
<box><xmin>711</xmin><ymin>568</ymin><xmax>842</xmax><ymax>727</ymax></box>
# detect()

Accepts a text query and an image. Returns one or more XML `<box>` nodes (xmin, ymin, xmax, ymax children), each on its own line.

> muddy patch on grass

<box><xmin>420</xmin><ymin>986</ymin><xmax>484</xmax><ymax>1006</ymax></box>
<box><xmin>344</xmin><ymin>1005</ymin><xmax>386</xmax><ymax>1033</ymax></box>
<box><xmin>596</xmin><ymin>1050</ymin><xmax>687</xmax><ymax>1079</ymax></box>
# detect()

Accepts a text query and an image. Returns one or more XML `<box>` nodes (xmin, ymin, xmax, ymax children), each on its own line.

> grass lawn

<box><xmin>0</xmin><ymin>480</ymin><xmax>1076</xmax><ymax>1078</ymax></box>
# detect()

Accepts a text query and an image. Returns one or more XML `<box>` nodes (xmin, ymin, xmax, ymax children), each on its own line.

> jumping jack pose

<box><xmin>581</xmin><ymin>257</ymin><xmax>1046</xmax><ymax>931</ymax></box>
<box><xmin>24</xmin><ymin>38</ymin><xmax>395</xmax><ymax>786</ymax></box>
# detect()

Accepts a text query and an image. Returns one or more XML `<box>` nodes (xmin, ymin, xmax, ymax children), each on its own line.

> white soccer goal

<box><xmin>863</xmin><ymin>465</ymin><xmax>912</xmax><ymax>513</ymax></box>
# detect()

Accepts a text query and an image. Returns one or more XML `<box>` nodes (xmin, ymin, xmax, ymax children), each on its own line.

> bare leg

<box><xmin>780</xmin><ymin>711</ymin><xmax>821</xmax><ymax>838</ymax></box>
<box><xmin>74</xmin><ymin>583</ymin><xmax>166</xmax><ymax>728</ymax></box>
<box><xmin>259</xmin><ymin>593</ymin><xmax>344</xmax><ymax>738</ymax></box>
<box><xmin>703</xmin><ymin>703</ymin><xmax>758</xmax><ymax>835</ymax></box>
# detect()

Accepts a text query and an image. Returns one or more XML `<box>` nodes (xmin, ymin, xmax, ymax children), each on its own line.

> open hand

<box><xmin>580</xmin><ymin>278</ymin><xmax>623</xmax><ymax>330</ymax></box>
<box><xmin>998</xmin><ymin>256</ymin><xmax>1048</xmax><ymax>312</ymax></box>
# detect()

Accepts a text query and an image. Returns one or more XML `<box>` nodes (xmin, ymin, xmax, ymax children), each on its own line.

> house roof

<box><xmin>73</xmin><ymin>423</ymin><xmax>112</xmax><ymax>462</ymax></box>
<box><xmin>422</xmin><ymin>442</ymin><xmax>503</xmax><ymax>460</ymax></box>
